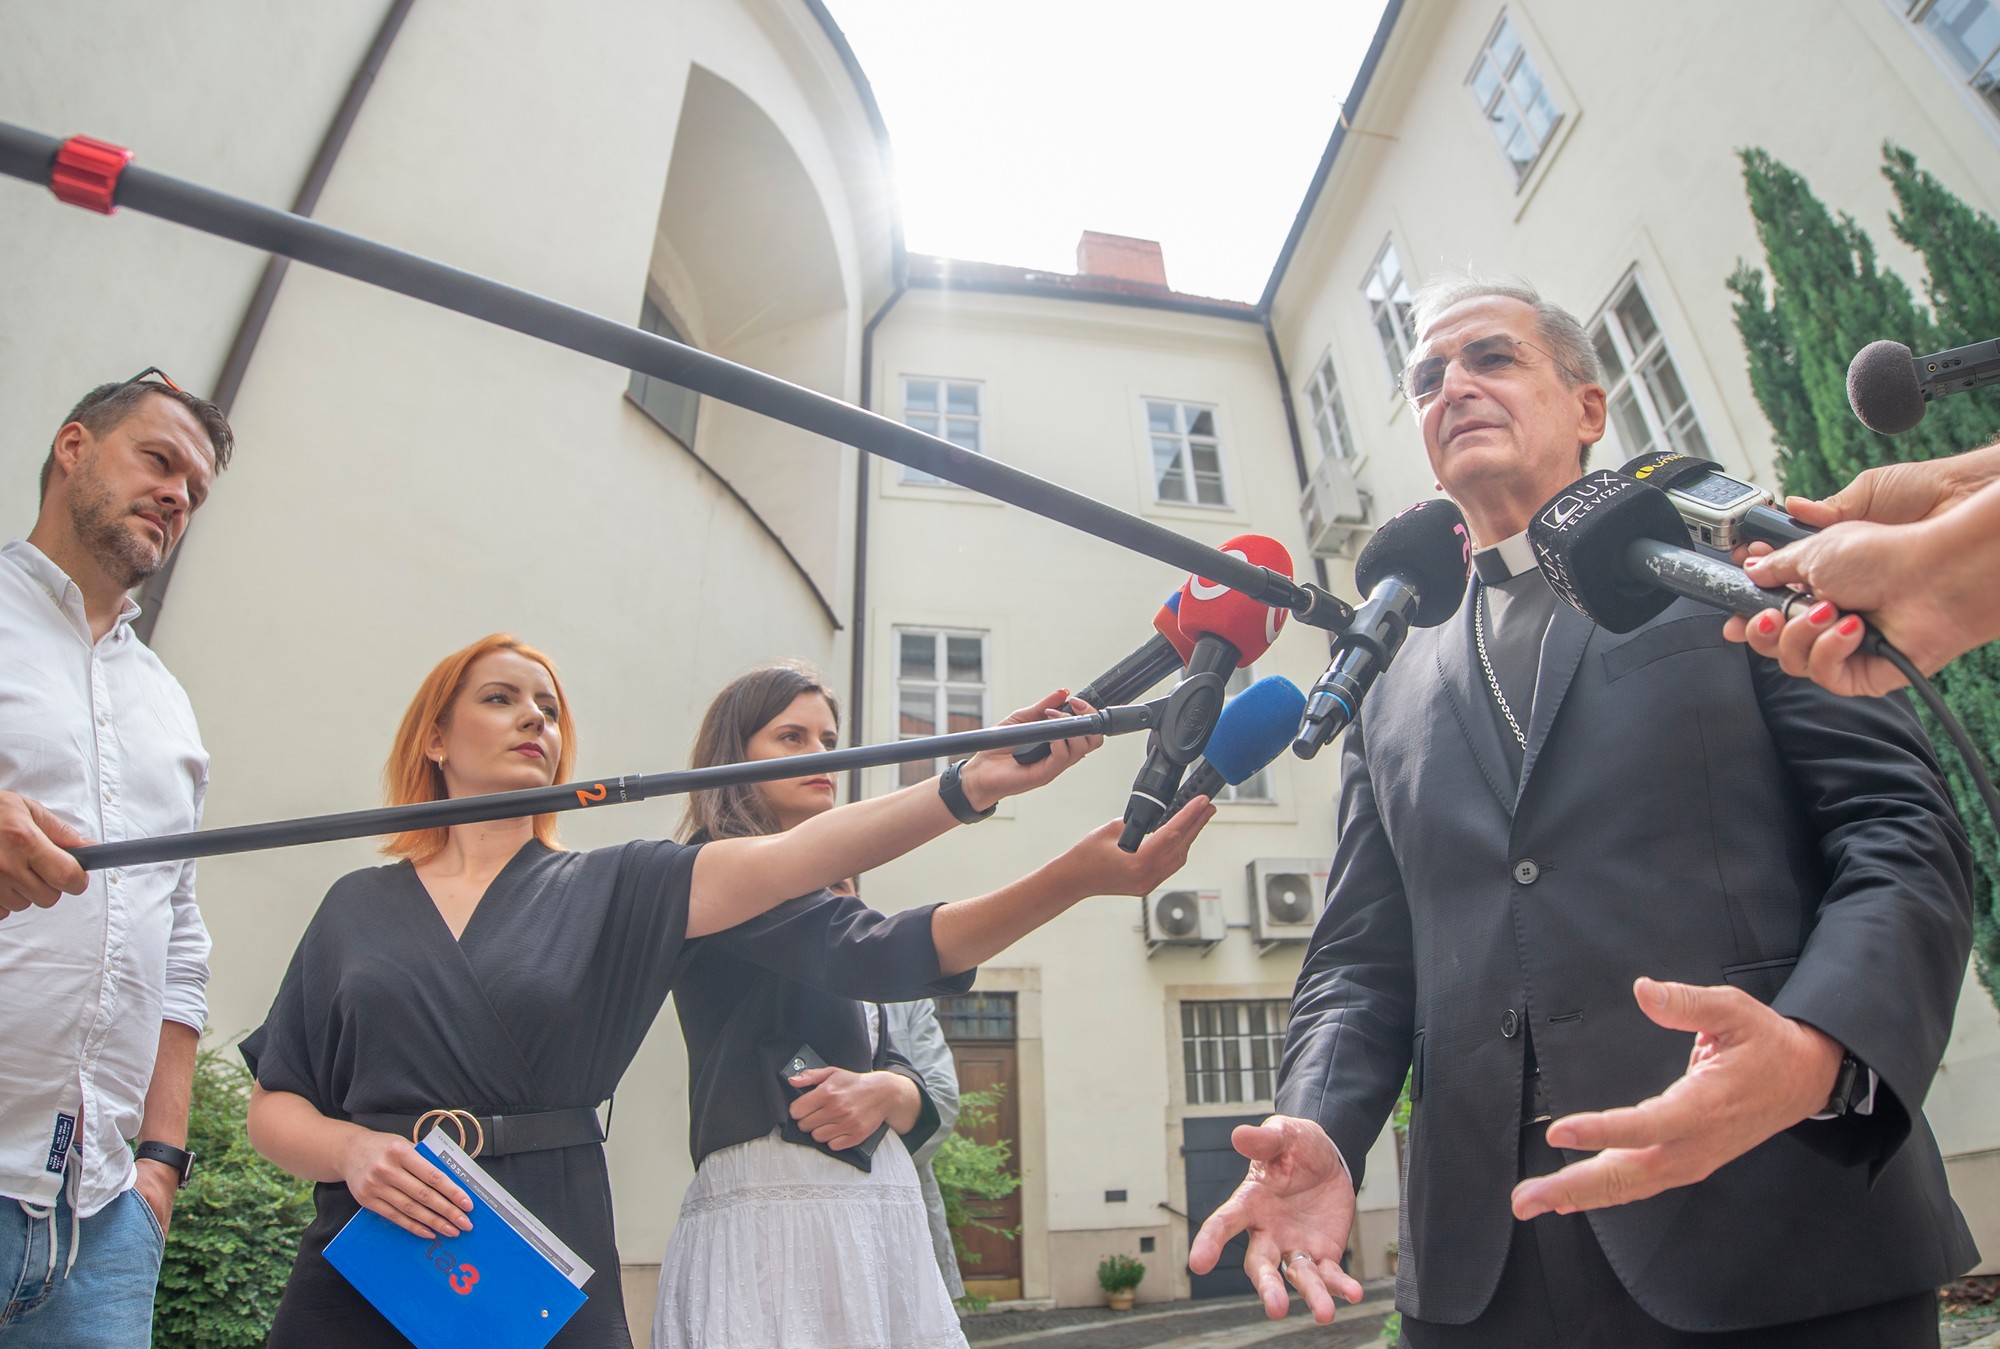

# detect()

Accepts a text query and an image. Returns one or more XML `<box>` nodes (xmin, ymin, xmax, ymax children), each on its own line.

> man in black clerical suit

<box><xmin>1190</xmin><ymin>277</ymin><xmax>1977</xmax><ymax>1347</ymax></box>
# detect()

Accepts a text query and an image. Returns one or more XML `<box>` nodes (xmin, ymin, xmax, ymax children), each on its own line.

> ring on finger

<box><xmin>1283</xmin><ymin>1251</ymin><xmax>1313</xmax><ymax>1277</ymax></box>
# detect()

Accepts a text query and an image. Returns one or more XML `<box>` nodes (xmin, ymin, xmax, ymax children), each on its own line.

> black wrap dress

<box><xmin>242</xmin><ymin>838</ymin><xmax>697</xmax><ymax>1348</ymax></box>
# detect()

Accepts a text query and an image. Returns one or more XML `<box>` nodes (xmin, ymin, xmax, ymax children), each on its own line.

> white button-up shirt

<box><xmin>0</xmin><ymin>540</ymin><xmax>210</xmax><ymax>1215</ymax></box>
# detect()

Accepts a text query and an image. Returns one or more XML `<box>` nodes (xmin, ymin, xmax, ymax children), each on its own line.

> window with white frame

<box><xmin>1215</xmin><ymin>665</ymin><xmax>1274</xmax><ymax>803</ymax></box>
<box><xmin>1363</xmin><ymin>240</ymin><xmax>1417</xmax><ymax>387</ymax></box>
<box><xmin>1181</xmin><ymin>999</ymin><xmax>1290</xmax><ymax>1105</ymax></box>
<box><xmin>628</xmin><ymin>297</ymin><xmax>700</xmax><ymax>447</ymax></box>
<box><xmin>894</xmin><ymin>628</ymin><xmax>988</xmax><ymax>785</ymax></box>
<box><xmin>1468</xmin><ymin>13</ymin><xmax>1564</xmax><ymax>184</ymax></box>
<box><xmin>900</xmin><ymin>377</ymin><xmax>983</xmax><ymax>486</ymax></box>
<box><xmin>1903</xmin><ymin>0</ymin><xmax>2000</xmax><ymax>116</ymax></box>
<box><xmin>1146</xmin><ymin>400</ymin><xmax>1228</xmax><ymax>506</ymax></box>
<box><xmin>1590</xmin><ymin>277</ymin><xmax>1710</xmax><ymax>462</ymax></box>
<box><xmin>1304</xmin><ymin>351</ymin><xmax>1358</xmax><ymax>462</ymax></box>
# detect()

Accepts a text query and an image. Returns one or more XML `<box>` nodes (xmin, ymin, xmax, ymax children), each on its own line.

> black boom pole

<box><xmin>0</xmin><ymin>122</ymin><xmax>1353</xmax><ymax>631</ymax></box>
<box><xmin>69</xmin><ymin>701</ymin><xmax>1163</xmax><ymax>871</ymax></box>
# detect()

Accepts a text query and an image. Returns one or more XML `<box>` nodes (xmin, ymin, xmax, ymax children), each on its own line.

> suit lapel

<box><xmin>1435</xmin><ymin>576</ymin><xmax>1517</xmax><ymax>816</ymax></box>
<box><xmin>1515</xmin><ymin>602</ymin><xmax>1595</xmax><ymax>810</ymax></box>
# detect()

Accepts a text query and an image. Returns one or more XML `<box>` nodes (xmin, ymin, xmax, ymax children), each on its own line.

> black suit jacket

<box><xmin>1275</xmin><ymin>583</ymin><xmax>1978</xmax><ymax>1331</ymax></box>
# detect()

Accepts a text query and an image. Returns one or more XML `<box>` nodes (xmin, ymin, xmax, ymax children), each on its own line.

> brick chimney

<box><xmin>1077</xmin><ymin>231</ymin><xmax>1168</xmax><ymax>288</ymax></box>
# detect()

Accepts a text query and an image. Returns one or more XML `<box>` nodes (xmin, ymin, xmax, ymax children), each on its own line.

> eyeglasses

<box><xmin>1399</xmin><ymin>333</ymin><xmax>1582</xmax><ymax>406</ymax></box>
<box><xmin>124</xmin><ymin>366</ymin><xmax>183</xmax><ymax>392</ymax></box>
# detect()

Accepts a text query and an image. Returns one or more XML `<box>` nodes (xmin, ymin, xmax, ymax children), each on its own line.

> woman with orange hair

<box><xmin>239</xmin><ymin>634</ymin><xmax>1103</xmax><ymax>1347</ymax></box>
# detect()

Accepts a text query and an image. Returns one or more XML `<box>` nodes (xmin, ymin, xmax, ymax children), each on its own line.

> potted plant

<box><xmin>1097</xmin><ymin>1253</ymin><xmax>1145</xmax><ymax>1311</ymax></box>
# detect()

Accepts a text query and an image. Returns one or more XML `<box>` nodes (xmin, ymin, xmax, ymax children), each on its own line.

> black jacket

<box><xmin>672</xmin><ymin>886</ymin><xmax>972</xmax><ymax>1171</ymax></box>
<box><xmin>1276</xmin><ymin>588</ymin><xmax>1978</xmax><ymax>1331</ymax></box>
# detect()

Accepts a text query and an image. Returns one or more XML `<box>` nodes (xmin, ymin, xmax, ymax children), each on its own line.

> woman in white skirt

<box><xmin>654</xmin><ymin>663</ymin><xmax>1212</xmax><ymax>1348</ymax></box>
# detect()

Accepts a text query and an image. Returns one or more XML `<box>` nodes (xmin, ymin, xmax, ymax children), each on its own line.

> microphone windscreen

<box><xmin>1203</xmin><ymin>676</ymin><xmax>1308</xmax><ymax>784</ymax></box>
<box><xmin>1153</xmin><ymin>590</ymin><xmax>1196</xmax><ymax>662</ymax></box>
<box><xmin>1847</xmin><ymin>339</ymin><xmax>1927</xmax><ymax>435</ymax></box>
<box><xmin>1354</xmin><ymin>498</ymin><xmax>1471</xmax><ymax>628</ymax></box>
<box><xmin>1620</xmin><ymin>451</ymin><xmax>1718</xmax><ymax>491</ymax></box>
<box><xmin>1179</xmin><ymin>535</ymin><xmax>1294</xmax><ymax>663</ymax></box>
<box><xmin>1526</xmin><ymin>471</ymin><xmax>1688</xmax><ymax>632</ymax></box>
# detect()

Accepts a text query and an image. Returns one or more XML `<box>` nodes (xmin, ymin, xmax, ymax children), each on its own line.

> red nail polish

<box><xmin>1757</xmin><ymin>613</ymin><xmax>1779</xmax><ymax>637</ymax></box>
<box><xmin>1837</xmin><ymin>615</ymin><xmax>1862</xmax><ymax>637</ymax></box>
<box><xmin>1807</xmin><ymin>601</ymin><xmax>1836</xmax><ymax>625</ymax></box>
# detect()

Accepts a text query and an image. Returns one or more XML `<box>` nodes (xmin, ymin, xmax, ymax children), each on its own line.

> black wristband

<box><xmin>1822</xmin><ymin>1053</ymin><xmax>1869</xmax><ymax>1117</ymax></box>
<box><xmin>938</xmin><ymin>759</ymin><xmax>996</xmax><ymax>824</ymax></box>
<box><xmin>135</xmin><ymin>1140</ymin><xmax>195</xmax><ymax>1189</ymax></box>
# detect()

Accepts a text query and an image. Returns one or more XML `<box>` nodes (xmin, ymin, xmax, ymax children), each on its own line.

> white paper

<box><xmin>421</xmin><ymin>1125</ymin><xmax>595</xmax><ymax>1289</ymax></box>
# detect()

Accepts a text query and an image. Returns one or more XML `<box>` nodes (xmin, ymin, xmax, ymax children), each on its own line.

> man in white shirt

<box><xmin>0</xmin><ymin>371</ymin><xmax>232</xmax><ymax>1345</ymax></box>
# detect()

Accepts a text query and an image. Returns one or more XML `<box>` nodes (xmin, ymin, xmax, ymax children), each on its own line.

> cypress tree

<box><xmin>1730</xmin><ymin>146</ymin><xmax>2000</xmax><ymax>1001</ymax></box>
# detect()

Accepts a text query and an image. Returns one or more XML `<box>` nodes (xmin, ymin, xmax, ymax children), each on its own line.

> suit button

<box><xmin>1501</xmin><ymin>1009</ymin><xmax>1520</xmax><ymax>1038</ymax></box>
<box><xmin>1513</xmin><ymin>858</ymin><xmax>1540</xmax><ymax>885</ymax></box>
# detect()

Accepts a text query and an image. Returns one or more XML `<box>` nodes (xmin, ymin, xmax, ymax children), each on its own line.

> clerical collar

<box><xmin>1472</xmin><ymin>531</ymin><xmax>1540</xmax><ymax>584</ymax></box>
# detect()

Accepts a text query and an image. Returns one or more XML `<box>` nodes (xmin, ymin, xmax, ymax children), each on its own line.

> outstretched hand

<box><xmin>1062</xmin><ymin>796</ymin><xmax>1215</xmax><ymax>897</ymax></box>
<box><xmin>1511</xmin><ymin>977</ymin><xmax>1842</xmax><ymax>1219</ymax></box>
<box><xmin>960</xmin><ymin>691</ymin><xmax>1105</xmax><ymax>807</ymax></box>
<box><xmin>1188</xmin><ymin>1115</ymin><xmax>1363</xmax><ymax>1323</ymax></box>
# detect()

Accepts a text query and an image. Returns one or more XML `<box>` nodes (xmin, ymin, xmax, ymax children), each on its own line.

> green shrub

<box><xmin>1096</xmin><ymin>1253</ymin><xmax>1145</xmax><ymax>1293</ymax></box>
<box><xmin>150</xmin><ymin>1047</ymin><xmax>315</xmax><ymax>1348</ymax></box>
<box><xmin>934</xmin><ymin>1084</ymin><xmax>1021</xmax><ymax>1267</ymax></box>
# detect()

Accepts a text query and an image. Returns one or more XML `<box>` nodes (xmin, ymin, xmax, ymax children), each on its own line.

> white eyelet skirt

<box><xmin>654</xmin><ymin>1128</ymin><xmax>968</xmax><ymax>1349</ymax></box>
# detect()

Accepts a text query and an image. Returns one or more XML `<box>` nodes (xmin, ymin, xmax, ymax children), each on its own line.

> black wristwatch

<box><xmin>937</xmin><ymin>759</ymin><xmax>996</xmax><ymax>824</ymax></box>
<box><xmin>135</xmin><ymin>1141</ymin><xmax>196</xmax><ymax>1189</ymax></box>
<box><xmin>1822</xmin><ymin>1053</ymin><xmax>1870</xmax><ymax>1118</ymax></box>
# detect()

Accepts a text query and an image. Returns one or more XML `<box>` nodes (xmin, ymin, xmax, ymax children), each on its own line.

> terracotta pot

<box><xmin>1106</xmin><ymin>1288</ymin><xmax>1137</xmax><ymax>1312</ymax></box>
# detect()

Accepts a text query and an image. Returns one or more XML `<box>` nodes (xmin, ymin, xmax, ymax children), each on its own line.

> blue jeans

<box><xmin>0</xmin><ymin>1184</ymin><xmax>164</xmax><ymax>1346</ymax></box>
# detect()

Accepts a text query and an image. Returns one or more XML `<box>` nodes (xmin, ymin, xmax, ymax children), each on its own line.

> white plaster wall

<box><xmin>865</xmin><ymin>289</ymin><xmax>1342</xmax><ymax>1300</ymax></box>
<box><xmin>1269</xmin><ymin>0</ymin><xmax>2000</xmax><ymax>1237</ymax></box>
<box><xmin>1</xmin><ymin>0</ymin><xmax>893</xmax><ymax>1293</ymax></box>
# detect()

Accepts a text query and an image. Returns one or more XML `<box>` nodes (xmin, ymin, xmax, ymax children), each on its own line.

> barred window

<box><xmin>1181</xmin><ymin>999</ymin><xmax>1290</xmax><ymax>1105</ymax></box>
<box><xmin>937</xmin><ymin>992</ymin><xmax>1016</xmax><ymax>1041</ymax></box>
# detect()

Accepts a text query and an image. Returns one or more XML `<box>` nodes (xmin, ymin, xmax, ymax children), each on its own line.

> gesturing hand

<box><xmin>339</xmin><ymin>1130</ymin><xmax>475</xmax><ymax>1240</ymax></box>
<box><xmin>1188</xmin><ymin>1115</ymin><xmax>1364</xmax><ymax>1323</ymax></box>
<box><xmin>1062</xmin><ymin>797</ymin><xmax>1215</xmax><ymax>897</ymax></box>
<box><xmin>788</xmin><ymin>1066</ymin><xmax>917</xmax><ymax>1152</ymax></box>
<box><xmin>0</xmin><ymin>792</ymin><xmax>91</xmax><ymax>917</ymax></box>
<box><xmin>1511</xmin><ymin>977</ymin><xmax>1843</xmax><ymax>1219</ymax></box>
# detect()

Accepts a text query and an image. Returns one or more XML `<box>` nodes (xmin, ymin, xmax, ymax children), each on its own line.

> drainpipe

<box><xmin>1261</xmin><ymin>313</ymin><xmax>1332</xmax><ymax>591</ymax></box>
<box><xmin>136</xmin><ymin>0</ymin><xmax>417</xmax><ymax>644</ymax></box>
<box><xmin>846</xmin><ymin>276</ymin><xmax>907</xmax><ymax>803</ymax></box>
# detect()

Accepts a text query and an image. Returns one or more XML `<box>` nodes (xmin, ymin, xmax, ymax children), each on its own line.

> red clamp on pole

<box><xmin>50</xmin><ymin>135</ymin><xmax>133</xmax><ymax>214</ymax></box>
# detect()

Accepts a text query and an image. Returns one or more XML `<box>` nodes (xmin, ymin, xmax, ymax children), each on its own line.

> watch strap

<box><xmin>1823</xmin><ymin>1053</ymin><xmax>1865</xmax><ymax>1118</ymax></box>
<box><xmin>938</xmin><ymin>759</ymin><xmax>995</xmax><ymax>824</ymax></box>
<box><xmin>135</xmin><ymin>1140</ymin><xmax>195</xmax><ymax>1188</ymax></box>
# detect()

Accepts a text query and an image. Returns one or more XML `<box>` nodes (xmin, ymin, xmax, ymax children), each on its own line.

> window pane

<box><xmin>1591</xmin><ymin>324</ymin><xmax>1626</xmax><ymax>384</ymax></box>
<box><xmin>1508</xmin><ymin>62</ymin><xmax>1546</xmax><ymax>117</ymax></box>
<box><xmin>945</xmin><ymin>417</ymin><xmax>980</xmax><ymax>450</ymax></box>
<box><xmin>945</xmin><ymin>635</ymin><xmax>983</xmax><ymax>681</ymax></box>
<box><xmin>1187</xmin><ymin>408</ymin><xmax>1216</xmax><ymax>438</ymax></box>
<box><xmin>1639</xmin><ymin>351</ymin><xmax>1692</xmax><ymax>421</ymax></box>
<box><xmin>1194</xmin><ymin>471</ymin><xmax>1226</xmax><ymax>506</ymax></box>
<box><xmin>898</xmin><ymin>686</ymin><xmax>936</xmax><ymax>739</ymax></box>
<box><xmin>1314</xmin><ymin>411</ymin><xmax>1338</xmax><ymax>458</ymax></box>
<box><xmin>1378</xmin><ymin>243</ymin><xmax>1403</xmax><ymax>289</ymax></box>
<box><xmin>1667</xmin><ymin>410</ymin><xmax>1711</xmax><ymax>459</ymax></box>
<box><xmin>1470</xmin><ymin>54</ymin><xmax>1501</xmax><ymax>105</ymax></box>
<box><xmin>899</xmin><ymin>756</ymin><xmax>935</xmax><ymax>788</ymax></box>
<box><xmin>1977</xmin><ymin>48</ymin><xmax>2000</xmax><ymax>113</ymax></box>
<box><xmin>1147</xmin><ymin>401</ymin><xmax>1177</xmax><ymax>433</ymax></box>
<box><xmin>1486</xmin><ymin>98</ymin><xmax>1524</xmax><ymax>153</ymax></box>
<box><xmin>1490</xmin><ymin>16</ymin><xmax>1522</xmax><ymax>69</ymax></box>
<box><xmin>946</xmin><ymin>688</ymin><xmax>982</xmax><ymax>735</ymax></box>
<box><xmin>905</xmin><ymin>380</ymin><xmax>939</xmax><ymax>412</ymax></box>
<box><xmin>1610</xmin><ymin>389</ymin><xmax>1653</xmax><ymax>457</ymax></box>
<box><xmin>906</xmin><ymin>412</ymin><xmax>939</xmax><ymax>437</ymax></box>
<box><xmin>1153</xmin><ymin>438</ymin><xmax>1188</xmax><ymax>501</ymax></box>
<box><xmin>1924</xmin><ymin>0</ymin><xmax>2000</xmax><ymax>75</ymax></box>
<box><xmin>945</xmin><ymin>383</ymin><xmax>979</xmax><ymax>416</ymax></box>
<box><xmin>899</xmin><ymin>633</ymin><xmax>935</xmax><ymax>680</ymax></box>
<box><xmin>1307</xmin><ymin>381</ymin><xmax>1326</xmax><ymax>416</ymax></box>
<box><xmin>1191</xmin><ymin>444</ymin><xmax>1222</xmax><ymax>476</ymax></box>
<box><xmin>1615</xmin><ymin>287</ymin><xmax>1660</xmax><ymax>351</ymax></box>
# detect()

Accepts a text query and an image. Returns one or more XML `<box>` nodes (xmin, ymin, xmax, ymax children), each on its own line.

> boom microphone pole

<box><xmin>70</xmin><ymin>701</ymin><xmax>1165</xmax><ymax>872</ymax></box>
<box><xmin>0</xmin><ymin>123</ymin><xmax>1355</xmax><ymax>633</ymax></box>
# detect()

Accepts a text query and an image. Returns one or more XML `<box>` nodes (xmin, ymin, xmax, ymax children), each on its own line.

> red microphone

<box><xmin>1154</xmin><ymin>592</ymin><xmax>1197</xmax><ymax>662</ymax></box>
<box><xmin>1122</xmin><ymin>536</ymin><xmax>1295</xmax><ymax>850</ymax></box>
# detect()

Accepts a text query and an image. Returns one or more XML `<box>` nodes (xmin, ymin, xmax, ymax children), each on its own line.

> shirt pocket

<box><xmin>1721</xmin><ymin>955</ymin><xmax>1798</xmax><ymax>1006</ymax></box>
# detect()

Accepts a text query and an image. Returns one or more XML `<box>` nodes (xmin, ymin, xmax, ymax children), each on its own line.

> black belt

<box><xmin>353</xmin><ymin>1106</ymin><xmax>604</xmax><ymax>1159</ymax></box>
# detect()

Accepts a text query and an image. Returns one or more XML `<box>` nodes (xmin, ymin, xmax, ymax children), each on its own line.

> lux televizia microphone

<box><xmin>1293</xmin><ymin>499</ymin><xmax>1470</xmax><ymax>759</ymax></box>
<box><xmin>1120</xmin><ymin>535</ymin><xmax>1293</xmax><ymax>852</ymax></box>
<box><xmin>1619</xmin><ymin>452</ymin><xmax>1814</xmax><ymax>551</ymax></box>
<box><xmin>1013</xmin><ymin>592</ymin><xmax>1195</xmax><ymax>766</ymax></box>
<box><xmin>1847</xmin><ymin>336</ymin><xmax>2000</xmax><ymax>435</ymax></box>
<box><xmin>1168</xmin><ymin>676</ymin><xmax>1307</xmax><ymax>814</ymax></box>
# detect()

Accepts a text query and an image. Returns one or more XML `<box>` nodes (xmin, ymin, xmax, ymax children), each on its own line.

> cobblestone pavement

<box><xmin>961</xmin><ymin>1287</ymin><xmax>1394</xmax><ymax>1348</ymax></box>
<box><xmin>1942</xmin><ymin>1307</ymin><xmax>2000</xmax><ymax>1348</ymax></box>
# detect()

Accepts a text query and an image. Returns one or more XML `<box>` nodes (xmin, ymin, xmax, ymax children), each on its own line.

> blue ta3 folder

<box><xmin>326</xmin><ymin>1125</ymin><xmax>592</xmax><ymax>1349</ymax></box>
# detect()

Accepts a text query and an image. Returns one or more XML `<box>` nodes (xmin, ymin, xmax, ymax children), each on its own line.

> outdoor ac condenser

<box><xmin>1248</xmin><ymin>858</ymin><xmax>1330</xmax><ymax>943</ymax></box>
<box><xmin>1144</xmin><ymin>887</ymin><xmax>1224</xmax><ymax>949</ymax></box>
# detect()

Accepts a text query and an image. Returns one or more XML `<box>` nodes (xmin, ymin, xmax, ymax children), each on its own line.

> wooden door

<box><xmin>938</xmin><ymin>992</ymin><xmax>1022</xmax><ymax>1301</ymax></box>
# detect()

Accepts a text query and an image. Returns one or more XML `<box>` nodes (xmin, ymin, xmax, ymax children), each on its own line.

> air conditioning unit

<box><xmin>1144</xmin><ymin>887</ymin><xmax>1224</xmax><ymax>951</ymax></box>
<box><xmin>1248</xmin><ymin>858</ymin><xmax>1330</xmax><ymax>943</ymax></box>
<box><xmin>1300</xmin><ymin>452</ymin><xmax>1372</xmax><ymax>559</ymax></box>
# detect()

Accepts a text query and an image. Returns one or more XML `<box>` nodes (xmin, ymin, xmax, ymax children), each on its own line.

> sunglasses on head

<box><xmin>1399</xmin><ymin>333</ymin><xmax>1580</xmax><ymax>406</ymax></box>
<box><xmin>124</xmin><ymin>366</ymin><xmax>183</xmax><ymax>393</ymax></box>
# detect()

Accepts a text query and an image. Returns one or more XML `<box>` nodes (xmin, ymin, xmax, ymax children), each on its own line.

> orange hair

<box><xmin>381</xmin><ymin>633</ymin><xmax>578</xmax><ymax>864</ymax></box>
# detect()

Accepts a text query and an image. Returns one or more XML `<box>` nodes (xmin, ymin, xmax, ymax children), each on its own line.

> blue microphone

<box><xmin>1167</xmin><ymin>676</ymin><xmax>1307</xmax><ymax>813</ymax></box>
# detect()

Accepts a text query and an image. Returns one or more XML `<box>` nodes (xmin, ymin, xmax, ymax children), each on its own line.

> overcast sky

<box><xmin>824</xmin><ymin>2</ymin><xmax>1389</xmax><ymax>303</ymax></box>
